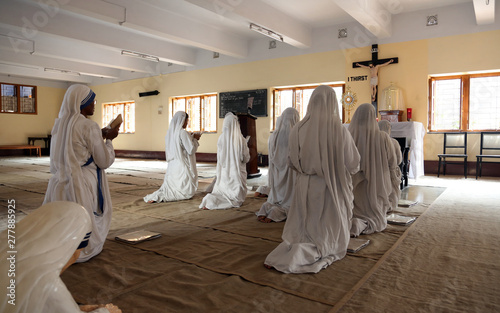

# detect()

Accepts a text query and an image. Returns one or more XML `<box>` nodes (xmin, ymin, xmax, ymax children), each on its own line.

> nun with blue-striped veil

<box><xmin>0</xmin><ymin>201</ymin><xmax>122</xmax><ymax>312</ymax></box>
<box><xmin>43</xmin><ymin>84</ymin><xmax>119</xmax><ymax>262</ymax></box>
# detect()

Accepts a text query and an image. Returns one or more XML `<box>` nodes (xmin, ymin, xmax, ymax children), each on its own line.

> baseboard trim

<box><xmin>114</xmin><ymin>150</ymin><xmax>218</xmax><ymax>162</ymax></box>
<box><xmin>111</xmin><ymin>152</ymin><xmax>498</xmax><ymax>178</ymax></box>
<box><xmin>424</xmin><ymin>160</ymin><xmax>500</xmax><ymax>178</ymax></box>
<box><xmin>114</xmin><ymin>150</ymin><xmax>269</xmax><ymax>165</ymax></box>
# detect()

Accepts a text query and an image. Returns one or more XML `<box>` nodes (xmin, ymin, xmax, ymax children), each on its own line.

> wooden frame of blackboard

<box><xmin>219</xmin><ymin>89</ymin><xmax>268</xmax><ymax>118</ymax></box>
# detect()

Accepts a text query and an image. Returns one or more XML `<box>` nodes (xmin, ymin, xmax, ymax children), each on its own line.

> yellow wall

<box><xmin>0</xmin><ymin>86</ymin><xmax>65</xmax><ymax>145</ymax></box>
<box><xmin>426</xmin><ymin>30</ymin><xmax>500</xmax><ymax>161</ymax></box>
<box><xmin>95</xmin><ymin>31</ymin><xmax>496</xmax><ymax>160</ymax></box>
<box><xmin>91</xmin><ymin>50</ymin><xmax>347</xmax><ymax>154</ymax></box>
<box><xmin>2</xmin><ymin>30</ymin><xmax>500</xmax><ymax>167</ymax></box>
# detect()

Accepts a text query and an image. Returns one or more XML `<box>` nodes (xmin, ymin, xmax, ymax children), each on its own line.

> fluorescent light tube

<box><xmin>250</xmin><ymin>23</ymin><xmax>283</xmax><ymax>42</ymax></box>
<box><xmin>121</xmin><ymin>50</ymin><xmax>159</xmax><ymax>62</ymax></box>
<box><xmin>44</xmin><ymin>67</ymin><xmax>81</xmax><ymax>76</ymax></box>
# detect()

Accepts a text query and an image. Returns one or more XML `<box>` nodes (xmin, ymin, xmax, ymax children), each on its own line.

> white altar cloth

<box><xmin>389</xmin><ymin>121</ymin><xmax>425</xmax><ymax>179</ymax></box>
<box><xmin>344</xmin><ymin>121</ymin><xmax>425</xmax><ymax>179</ymax></box>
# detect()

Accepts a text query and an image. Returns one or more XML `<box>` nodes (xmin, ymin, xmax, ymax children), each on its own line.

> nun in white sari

<box><xmin>256</xmin><ymin>107</ymin><xmax>300</xmax><ymax>222</ymax></box>
<box><xmin>44</xmin><ymin>84</ymin><xmax>118</xmax><ymax>262</ymax></box>
<box><xmin>0</xmin><ymin>201</ymin><xmax>121</xmax><ymax>313</ymax></box>
<box><xmin>200</xmin><ymin>112</ymin><xmax>250</xmax><ymax>210</ymax></box>
<box><xmin>348</xmin><ymin>103</ymin><xmax>397</xmax><ymax>236</ymax></box>
<box><xmin>144</xmin><ymin>111</ymin><xmax>200</xmax><ymax>203</ymax></box>
<box><xmin>264</xmin><ymin>86</ymin><xmax>360</xmax><ymax>274</ymax></box>
<box><xmin>379</xmin><ymin>120</ymin><xmax>403</xmax><ymax>212</ymax></box>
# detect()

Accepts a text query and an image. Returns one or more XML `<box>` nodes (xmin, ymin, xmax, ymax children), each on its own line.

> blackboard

<box><xmin>219</xmin><ymin>89</ymin><xmax>267</xmax><ymax>118</ymax></box>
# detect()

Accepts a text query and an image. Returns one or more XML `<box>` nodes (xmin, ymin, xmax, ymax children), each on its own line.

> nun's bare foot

<box><xmin>147</xmin><ymin>200</ymin><xmax>156</xmax><ymax>204</ymax></box>
<box><xmin>264</xmin><ymin>264</ymin><xmax>273</xmax><ymax>269</ymax></box>
<box><xmin>258</xmin><ymin>216</ymin><xmax>273</xmax><ymax>223</ymax></box>
<box><xmin>254</xmin><ymin>192</ymin><xmax>267</xmax><ymax>198</ymax></box>
<box><xmin>202</xmin><ymin>207</ymin><xmax>209</xmax><ymax>210</ymax></box>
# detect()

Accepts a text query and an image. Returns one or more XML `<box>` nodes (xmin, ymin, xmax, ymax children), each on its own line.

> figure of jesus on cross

<box><xmin>356</xmin><ymin>59</ymin><xmax>393</xmax><ymax>102</ymax></box>
<box><xmin>353</xmin><ymin>44</ymin><xmax>398</xmax><ymax>111</ymax></box>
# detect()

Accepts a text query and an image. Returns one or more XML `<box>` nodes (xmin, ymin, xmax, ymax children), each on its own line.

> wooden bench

<box><xmin>0</xmin><ymin>145</ymin><xmax>42</xmax><ymax>157</ymax></box>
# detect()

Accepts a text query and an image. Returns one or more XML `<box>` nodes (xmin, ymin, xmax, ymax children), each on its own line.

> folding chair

<box><xmin>437</xmin><ymin>132</ymin><xmax>468</xmax><ymax>178</ymax></box>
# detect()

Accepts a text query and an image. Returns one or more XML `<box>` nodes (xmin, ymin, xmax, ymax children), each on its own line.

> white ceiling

<box><xmin>0</xmin><ymin>0</ymin><xmax>496</xmax><ymax>86</ymax></box>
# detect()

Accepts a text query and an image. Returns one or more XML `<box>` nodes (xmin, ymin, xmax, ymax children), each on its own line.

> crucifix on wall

<box><xmin>353</xmin><ymin>44</ymin><xmax>398</xmax><ymax>112</ymax></box>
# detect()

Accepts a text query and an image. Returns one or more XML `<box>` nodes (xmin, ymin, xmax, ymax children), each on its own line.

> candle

<box><xmin>407</xmin><ymin>108</ymin><xmax>412</xmax><ymax>120</ymax></box>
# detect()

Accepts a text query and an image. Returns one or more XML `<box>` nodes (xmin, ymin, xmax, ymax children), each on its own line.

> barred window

<box><xmin>1</xmin><ymin>83</ymin><xmax>37</xmax><ymax>114</ymax></box>
<box><xmin>429</xmin><ymin>72</ymin><xmax>500</xmax><ymax>131</ymax></box>
<box><xmin>272</xmin><ymin>84</ymin><xmax>344</xmax><ymax>130</ymax></box>
<box><xmin>171</xmin><ymin>94</ymin><xmax>217</xmax><ymax>132</ymax></box>
<box><xmin>102</xmin><ymin>101</ymin><xmax>135</xmax><ymax>133</ymax></box>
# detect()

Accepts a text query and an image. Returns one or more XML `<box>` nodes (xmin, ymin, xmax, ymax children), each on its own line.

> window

<box><xmin>272</xmin><ymin>84</ymin><xmax>345</xmax><ymax>129</ymax></box>
<box><xmin>171</xmin><ymin>94</ymin><xmax>217</xmax><ymax>132</ymax></box>
<box><xmin>102</xmin><ymin>101</ymin><xmax>135</xmax><ymax>133</ymax></box>
<box><xmin>1</xmin><ymin>83</ymin><xmax>37</xmax><ymax>114</ymax></box>
<box><xmin>429</xmin><ymin>72</ymin><xmax>500</xmax><ymax>131</ymax></box>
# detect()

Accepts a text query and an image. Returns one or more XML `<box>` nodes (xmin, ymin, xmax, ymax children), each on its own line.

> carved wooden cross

<box><xmin>353</xmin><ymin>44</ymin><xmax>398</xmax><ymax>112</ymax></box>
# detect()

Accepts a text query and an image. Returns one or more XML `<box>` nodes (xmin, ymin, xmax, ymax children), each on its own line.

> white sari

<box><xmin>144</xmin><ymin>111</ymin><xmax>199</xmax><ymax>202</ymax></box>
<box><xmin>379</xmin><ymin>120</ymin><xmax>402</xmax><ymax>211</ymax></box>
<box><xmin>0</xmin><ymin>201</ymin><xmax>110</xmax><ymax>313</ymax></box>
<box><xmin>44</xmin><ymin>84</ymin><xmax>114</xmax><ymax>262</ymax></box>
<box><xmin>264</xmin><ymin>86</ymin><xmax>360</xmax><ymax>273</ymax></box>
<box><xmin>256</xmin><ymin>107</ymin><xmax>299</xmax><ymax>222</ymax></box>
<box><xmin>348</xmin><ymin>104</ymin><xmax>396</xmax><ymax>236</ymax></box>
<box><xmin>200</xmin><ymin>112</ymin><xmax>250</xmax><ymax>210</ymax></box>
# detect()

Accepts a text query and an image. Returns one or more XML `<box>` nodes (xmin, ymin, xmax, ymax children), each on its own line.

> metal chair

<box><xmin>476</xmin><ymin>132</ymin><xmax>500</xmax><ymax>179</ymax></box>
<box><xmin>437</xmin><ymin>132</ymin><xmax>468</xmax><ymax>178</ymax></box>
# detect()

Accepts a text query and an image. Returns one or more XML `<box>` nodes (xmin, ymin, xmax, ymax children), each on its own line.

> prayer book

<box><xmin>387</xmin><ymin>213</ymin><xmax>416</xmax><ymax>226</ymax></box>
<box><xmin>107</xmin><ymin>114</ymin><xmax>123</xmax><ymax>129</ymax></box>
<box><xmin>115</xmin><ymin>230</ymin><xmax>161</xmax><ymax>244</ymax></box>
<box><xmin>398</xmin><ymin>199</ymin><xmax>418</xmax><ymax>207</ymax></box>
<box><xmin>347</xmin><ymin>238</ymin><xmax>370</xmax><ymax>253</ymax></box>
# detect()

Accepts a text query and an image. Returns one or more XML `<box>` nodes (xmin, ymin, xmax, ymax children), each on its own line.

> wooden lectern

<box><xmin>237</xmin><ymin>113</ymin><xmax>261</xmax><ymax>178</ymax></box>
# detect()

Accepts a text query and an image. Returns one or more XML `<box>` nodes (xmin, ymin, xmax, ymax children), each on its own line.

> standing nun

<box><xmin>379</xmin><ymin>120</ymin><xmax>403</xmax><ymax>212</ymax></box>
<box><xmin>144</xmin><ymin>111</ymin><xmax>201</xmax><ymax>203</ymax></box>
<box><xmin>256</xmin><ymin>107</ymin><xmax>300</xmax><ymax>223</ymax></box>
<box><xmin>348</xmin><ymin>103</ymin><xmax>397</xmax><ymax>236</ymax></box>
<box><xmin>264</xmin><ymin>85</ymin><xmax>360</xmax><ymax>273</ymax></box>
<box><xmin>44</xmin><ymin>84</ymin><xmax>119</xmax><ymax>262</ymax></box>
<box><xmin>200</xmin><ymin>112</ymin><xmax>250</xmax><ymax>210</ymax></box>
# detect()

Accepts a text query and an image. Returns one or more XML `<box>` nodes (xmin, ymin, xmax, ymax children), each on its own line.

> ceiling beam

<box><xmin>185</xmin><ymin>0</ymin><xmax>312</xmax><ymax>48</ymax></box>
<box><xmin>0</xmin><ymin>63</ymin><xmax>92</xmax><ymax>84</ymax></box>
<box><xmin>0</xmin><ymin>49</ymin><xmax>120</xmax><ymax>79</ymax></box>
<box><xmin>333</xmin><ymin>0</ymin><xmax>392</xmax><ymax>39</ymax></box>
<box><xmin>42</xmin><ymin>0</ymin><xmax>248</xmax><ymax>59</ymax></box>
<box><xmin>0</xmin><ymin>23</ymin><xmax>162</xmax><ymax>75</ymax></box>
<box><xmin>1</xmin><ymin>0</ymin><xmax>196</xmax><ymax>66</ymax></box>
<box><xmin>473</xmin><ymin>0</ymin><xmax>496</xmax><ymax>25</ymax></box>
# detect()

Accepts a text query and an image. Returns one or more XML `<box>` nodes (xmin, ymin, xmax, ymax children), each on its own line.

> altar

<box><xmin>390</xmin><ymin>121</ymin><xmax>425</xmax><ymax>179</ymax></box>
<box><xmin>343</xmin><ymin>121</ymin><xmax>425</xmax><ymax>179</ymax></box>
